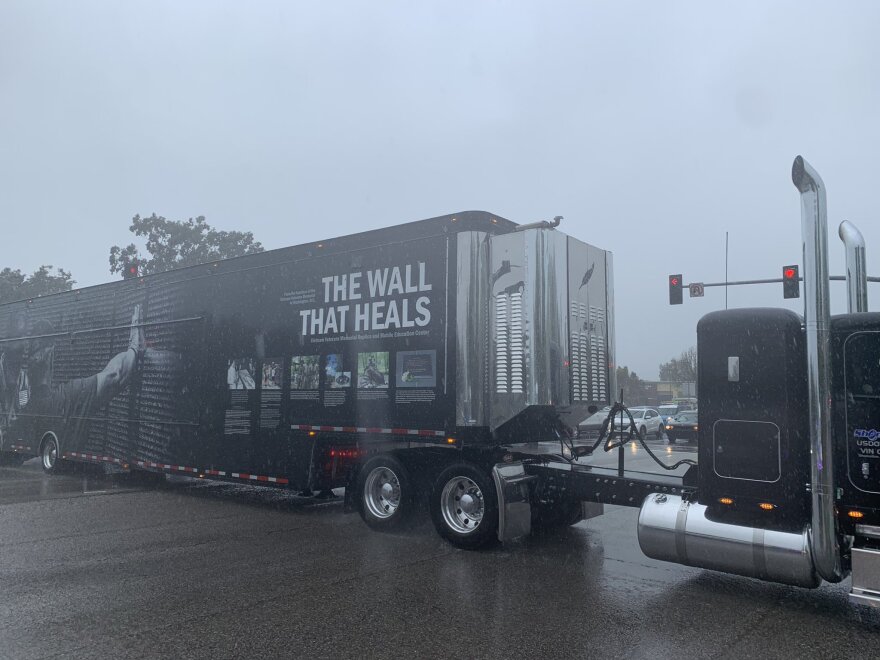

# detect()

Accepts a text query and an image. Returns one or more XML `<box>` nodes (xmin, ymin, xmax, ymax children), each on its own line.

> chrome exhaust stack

<box><xmin>792</xmin><ymin>155</ymin><xmax>843</xmax><ymax>583</ymax></box>
<box><xmin>838</xmin><ymin>220</ymin><xmax>869</xmax><ymax>313</ymax></box>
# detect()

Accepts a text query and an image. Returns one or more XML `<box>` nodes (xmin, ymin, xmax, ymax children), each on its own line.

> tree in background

<box><xmin>109</xmin><ymin>214</ymin><xmax>264</xmax><ymax>277</ymax></box>
<box><xmin>659</xmin><ymin>346</ymin><xmax>698</xmax><ymax>383</ymax></box>
<box><xmin>615</xmin><ymin>366</ymin><xmax>649</xmax><ymax>405</ymax></box>
<box><xmin>0</xmin><ymin>266</ymin><xmax>74</xmax><ymax>305</ymax></box>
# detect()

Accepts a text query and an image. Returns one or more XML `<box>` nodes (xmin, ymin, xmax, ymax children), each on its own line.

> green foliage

<box><xmin>659</xmin><ymin>346</ymin><xmax>697</xmax><ymax>382</ymax></box>
<box><xmin>109</xmin><ymin>214</ymin><xmax>264</xmax><ymax>277</ymax></box>
<box><xmin>615</xmin><ymin>366</ymin><xmax>649</xmax><ymax>405</ymax></box>
<box><xmin>0</xmin><ymin>266</ymin><xmax>74</xmax><ymax>305</ymax></box>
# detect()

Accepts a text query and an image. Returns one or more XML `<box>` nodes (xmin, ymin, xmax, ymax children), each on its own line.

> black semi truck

<box><xmin>1</xmin><ymin>156</ymin><xmax>878</xmax><ymax>607</ymax></box>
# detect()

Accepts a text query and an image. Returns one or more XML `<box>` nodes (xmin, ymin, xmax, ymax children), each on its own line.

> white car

<box><xmin>578</xmin><ymin>406</ymin><xmax>664</xmax><ymax>440</ymax></box>
<box><xmin>623</xmin><ymin>407</ymin><xmax>664</xmax><ymax>440</ymax></box>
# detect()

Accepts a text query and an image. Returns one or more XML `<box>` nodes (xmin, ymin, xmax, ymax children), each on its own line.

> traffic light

<box><xmin>669</xmin><ymin>274</ymin><xmax>683</xmax><ymax>305</ymax></box>
<box><xmin>123</xmin><ymin>259</ymin><xmax>140</xmax><ymax>280</ymax></box>
<box><xmin>782</xmin><ymin>265</ymin><xmax>799</xmax><ymax>299</ymax></box>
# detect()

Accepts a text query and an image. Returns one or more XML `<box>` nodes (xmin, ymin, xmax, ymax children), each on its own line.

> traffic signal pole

<box><xmin>668</xmin><ymin>273</ymin><xmax>879</xmax><ymax>302</ymax></box>
<box><xmin>671</xmin><ymin>221</ymin><xmax>876</xmax><ymax>304</ymax></box>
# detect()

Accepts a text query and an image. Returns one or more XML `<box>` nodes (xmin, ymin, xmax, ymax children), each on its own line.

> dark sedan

<box><xmin>665</xmin><ymin>410</ymin><xmax>698</xmax><ymax>444</ymax></box>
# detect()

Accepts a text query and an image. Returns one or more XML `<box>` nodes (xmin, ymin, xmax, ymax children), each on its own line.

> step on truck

<box><xmin>1</xmin><ymin>156</ymin><xmax>878</xmax><ymax>607</ymax></box>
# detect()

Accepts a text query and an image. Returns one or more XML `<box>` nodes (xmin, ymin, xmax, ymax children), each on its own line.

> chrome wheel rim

<box><xmin>440</xmin><ymin>476</ymin><xmax>484</xmax><ymax>535</ymax></box>
<box><xmin>363</xmin><ymin>466</ymin><xmax>401</xmax><ymax>519</ymax></box>
<box><xmin>42</xmin><ymin>439</ymin><xmax>57</xmax><ymax>470</ymax></box>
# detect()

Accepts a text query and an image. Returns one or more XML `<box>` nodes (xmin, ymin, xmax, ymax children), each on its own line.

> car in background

<box><xmin>658</xmin><ymin>403</ymin><xmax>682</xmax><ymax>425</ymax></box>
<box><xmin>577</xmin><ymin>406</ymin><xmax>614</xmax><ymax>439</ymax></box>
<box><xmin>665</xmin><ymin>410</ymin><xmax>699</xmax><ymax>444</ymax></box>
<box><xmin>658</xmin><ymin>401</ymin><xmax>696</xmax><ymax>424</ymax></box>
<box><xmin>578</xmin><ymin>406</ymin><xmax>663</xmax><ymax>440</ymax></box>
<box><xmin>629</xmin><ymin>407</ymin><xmax>664</xmax><ymax>440</ymax></box>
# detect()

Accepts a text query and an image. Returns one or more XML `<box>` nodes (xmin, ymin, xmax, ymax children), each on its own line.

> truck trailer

<box><xmin>1</xmin><ymin>156</ymin><xmax>879</xmax><ymax>606</ymax></box>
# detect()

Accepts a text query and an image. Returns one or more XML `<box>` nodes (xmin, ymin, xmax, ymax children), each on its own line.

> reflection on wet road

<box><xmin>0</xmin><ymin>459</ymin><xmax>877</xmax><ymax>659</ymax></box>
<box><xmin>0</xmin><ymin>458</ymin><xmax>148</xmax><ymax>505</ymax></box>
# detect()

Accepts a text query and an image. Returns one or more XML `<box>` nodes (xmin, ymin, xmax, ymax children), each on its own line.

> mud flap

<box><xmin>580</xmin><ymin>501</ymin><xmax>604</xmax><ymax>521</ymax></box>
<box><xmin>492</xmin><ymin>462</ymin><xmax>535</xmax><ymax>542</ymax></box>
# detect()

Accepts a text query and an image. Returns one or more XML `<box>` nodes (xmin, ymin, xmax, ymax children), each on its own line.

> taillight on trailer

<box><xmin>328</xmin><ymin>449</ymin><xmax>362</xmax><ymax>459</ymax></box>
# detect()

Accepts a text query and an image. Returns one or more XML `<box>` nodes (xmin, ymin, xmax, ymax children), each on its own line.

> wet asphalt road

<box><xmin>1</xmin><ymin>447</ymin><xmax>879</xmax><ymax>659</ymax></box>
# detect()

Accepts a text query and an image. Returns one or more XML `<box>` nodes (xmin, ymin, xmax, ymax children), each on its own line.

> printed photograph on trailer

<box><xmin>325</xmin><ymin>353</ymin><xmax>350</xmax><ymax>388</ymax></box>
<box><xmin>261</xmin><ymin>359</ymin><xmax>283</xmax><ymax>389</ymax></box>
<box><xmin>228</xmin><ymin>358</ymin><xmax>257</xmax><ymax>390</ymax></box>
<box><xmin>357</xmin><ymin>352</ymin><xmax>389</xmax><ymax>389</ymax></box>
<box><xmin>396</xmin><ymin>350</ymin><xmax>436</xmax><ymax>388</ymax></box>
<box><xmin>290</xmin><ymin>355</ymin><xmax>320</xmax><ymax>390</ymax></box>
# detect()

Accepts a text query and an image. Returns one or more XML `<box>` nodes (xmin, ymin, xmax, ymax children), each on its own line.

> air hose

<box><xmin>571</xmin><ymin>401</ymin><xmax>697</xmax><ymax>471</ymax></box>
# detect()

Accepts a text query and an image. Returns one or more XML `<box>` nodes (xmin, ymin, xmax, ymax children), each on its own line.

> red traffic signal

<box><xmin>669</xmin><ymin>274</ymin><xmax>683</xmax><ymax>305</ymax></box>
<box><xmin>782</xmin><ymin>265</ymin><xmax>799</xmax><ymax>299</ymax></box>
<box><xmin>123</xmin><ymin>260</ymin><xmax>140</xmax><ymax>279</ymax></box>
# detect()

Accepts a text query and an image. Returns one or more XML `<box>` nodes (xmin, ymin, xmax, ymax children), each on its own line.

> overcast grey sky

<box><xmin>1</xmin><ymin>1</ymin><xmax>878</xmax><ymax>378</ymax></box>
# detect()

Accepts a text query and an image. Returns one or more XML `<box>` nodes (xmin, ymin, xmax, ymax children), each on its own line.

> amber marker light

<box><xmin>446</xmin><ymin>437</ymin><xmax>456</xmax><ymax>444</ymax></box>
<box><xmin>308</xmin><ymin>431</ymin><xmax>317</xmax><ymax>437</ymax></box>
<box><xmin>848</xmin><ymin>510</ymin><xmax>865</xmax><ymax>519</ymax></box>
<box><xmin>758</xmin><ymin>502</ymin><xmax>776</xmax><ymax>511</ymax></box>
<box><xmin>719</xmin><ymin>497</ymin><xmax>734</xmax><ymax>505</ymax></box>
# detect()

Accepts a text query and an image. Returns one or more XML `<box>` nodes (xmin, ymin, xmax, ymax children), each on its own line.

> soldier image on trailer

<box><xmin>0</xmin><ymin>305</ymin><xmax>145</xmax><ymax>459</ymax></box>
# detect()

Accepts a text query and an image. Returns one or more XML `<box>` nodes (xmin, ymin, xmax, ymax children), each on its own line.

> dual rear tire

<box><xmin>355</xmin><ymin>455</ymin><xmax>413</xmax><ymax>531</ymax></box>
<box><xmin>355</xmin><ymin>456</ymin><xmax>499</xmax><ymax>549</ymax></box>
<box><xmin>429</xmin><ymin>463</ymin><xmax>498</xmax><ymax>550</ymax></box>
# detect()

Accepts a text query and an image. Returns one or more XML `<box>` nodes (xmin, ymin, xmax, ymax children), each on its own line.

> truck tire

<box><xmin>429</xmin><ymin>463</ymin><xmax>498</xmax><ymax>550</ymax></box>
<box><xmin>40</xmin><ymin>434</ymin><xmax>65</xmax><ymax>475</ymax></box>
<box><xmin>356</xmin><ymin>455</ymin><xmax>413</xmax><ymax>531</ymax></box>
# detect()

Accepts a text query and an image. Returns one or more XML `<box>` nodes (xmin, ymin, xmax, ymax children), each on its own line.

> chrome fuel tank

<box><xmin>638</xmin><ymin>493</ymin><xmax>820</xmax><ymax>588</ymax></box>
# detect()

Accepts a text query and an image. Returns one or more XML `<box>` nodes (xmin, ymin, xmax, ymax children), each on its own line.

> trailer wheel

<box><xmin>40</xmin><ymin>434</ymin><xmax>63</xmax><ymax>474</ymax></box>
<box><xmin>430</xmin><ymin>463</ymin><xmax>498</xmax><ymax>549</ymax></box>
<box><xmin>356</xmin><ymin>455</ymin><xmax>413</xmax><ymax>531</ymax></box>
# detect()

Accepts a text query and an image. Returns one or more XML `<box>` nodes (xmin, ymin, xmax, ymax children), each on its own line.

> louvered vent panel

<box><xmin>494</xmin><ymin>291</ymin><xmax>526</xmax><ymax>394</ymax></box>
